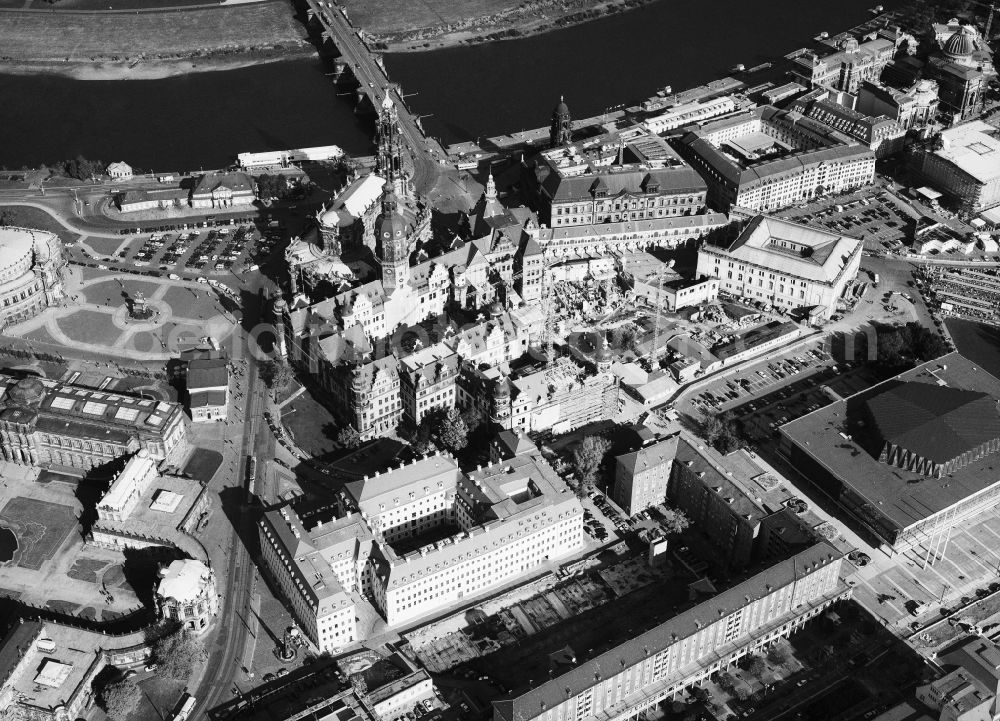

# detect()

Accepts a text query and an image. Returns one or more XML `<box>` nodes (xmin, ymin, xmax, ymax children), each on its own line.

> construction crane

<box><xmin>650</xmin><ymin>265</ymin><xmax>666</xmax><ymax>370</ymax></box>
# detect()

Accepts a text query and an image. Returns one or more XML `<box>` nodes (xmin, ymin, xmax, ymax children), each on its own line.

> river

<box><xmin>384</xmin><ymin>0</ymin><xmax>903</xmax><ymax>145</ymax></box>
<box><xmin>0</xmin><ymin>0</ymin><xmax>901</xmax><ymax>170</ymax></box>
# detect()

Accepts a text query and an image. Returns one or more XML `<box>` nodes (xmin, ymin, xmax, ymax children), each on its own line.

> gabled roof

<box><xmin>540</xmin><ymin>163</ymin><xmax>707</xmax><ymax>202</ymax></box>
<box><xmin>187</xmin><ymin>358</ymin><xmax>228</xmax><ymax>390</ymax></box>
<box><xmin>344</xmin><ymin>454</ymin><xmax>461</xmax><ymax>511</ymax></box>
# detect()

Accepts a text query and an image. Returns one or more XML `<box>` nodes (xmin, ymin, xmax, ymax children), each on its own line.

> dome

<box><xmin>554</xmin><ymin>96</ymin><xmax>570</xmax><ymax>117</ymax></box>
<box><xmin>944</xmin><ymin>26</ymin><xmax>976</xmax><ymax>58</ymax></box>
<box><xmin>318</xmin><ymin>206</ymin><xmax>341</xmax><ymax>228</ymax></box>
<box><xmin>493</xmin><ymin>378</ymin><xmax>511</xmax><ymax>399</ymax></box>
<box><xmin>6</xmin><ymin>377</ymin><xmax>45</xmax><ymax>407</ymax></box>
<box><xmin>486</xmin><ymin>301</ymin><xmax>503</xmax><ymax>317</ymax></box>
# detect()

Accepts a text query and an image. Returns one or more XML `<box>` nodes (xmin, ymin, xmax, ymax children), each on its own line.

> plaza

<box><xmin>12</xmin><ymin>263</ymin><xmax>240</xmax><ymax>361</ymax></box>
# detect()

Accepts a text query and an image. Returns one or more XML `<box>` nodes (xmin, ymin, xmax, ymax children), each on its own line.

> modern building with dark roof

<box><xmin>780</xmin><ymin>352</ymin><xmax>1000</xmax><ymax>552</ymax></box>
<box><xmin>493</xmin><ymin>542</ymin><xmax>847</xmax><ymax>721</ymax></box>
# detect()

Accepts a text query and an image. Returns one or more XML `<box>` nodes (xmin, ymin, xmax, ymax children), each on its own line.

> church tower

<box><xmin>376</xmin><ymin>90</ymin><xmax>406</xmax><ymax>197</ymax></box>
<box><xmin>376</xmin><ymin>183</ymin><xmax>409</xmax><ymax>292</ymax></box>
<box><xmin>550</xmin><ymin>96</ymin><xmax>573</xmax><ymax>147</ymax></box>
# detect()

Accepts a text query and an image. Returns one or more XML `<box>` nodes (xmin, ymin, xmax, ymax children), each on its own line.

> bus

<box><xmin>246</xmin><ymin>455</ymin><xmax>257</xmax><ymax>501</ymax></box>
<box><xmin>172</xmin><ymin>694</ymin><xmax>196</xmax><ymax>721</ymax></box>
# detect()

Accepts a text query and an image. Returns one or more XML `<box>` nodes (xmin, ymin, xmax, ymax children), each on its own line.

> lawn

<box><xmin>0</xmin><ymin>497</ymin><xmax>78</xmax><ymax>571</ymax></box>
<box><xmin>0</xmin><ymin>205</ymin><xmax>79</xmax><ymax>244</ymax></box>
<box><xmin>83</xmin><ymin>235</ymin><xmax>129</xmax><ymax>257</ymax></box>
<box><xmin>19</xmin><ymin>326</ymin><xmax>60</xmax><ymax>346</ymax></box>
<box><xmin>136</xmin><ymin>675</ymin><xmax>189</xmax><ymax>721</ymax></box>
<box><xmin>81</xmin><ymin>278</ymin><xmax>160</xmax><ymax>306</ymax></box>
<box><xmin>281</xmin><ymin>390</ymin><xmax>340</xmax><ymax>460</ymax></box>
<box><xmin>184</xmin><ymin>448</ymin><xmax>224</xmax><ymax>484</ymax></box>
<box><xmin>161</xmin><ymin>285</ymin><xmax>217</xmax><ymax>319</ymax></box>
<box><xmin>0</xmin><ymin>1</ymin><xmax>308</xmax><ymax>61</ymax></box>
<box><xmin>342</xmin><ymin>0</ymin><xmax>528</xmax><ymax>34</ymax></box>
<box><xmin>56</xmin><ymin>309</ymin><xmax>122</xmax><ymax>346</ymax></box>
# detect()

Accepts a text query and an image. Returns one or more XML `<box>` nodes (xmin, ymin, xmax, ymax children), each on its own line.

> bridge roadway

<box><xmin>303</xmin><ymin>0</ymin><xmax>446</xmax><ymax>192</ymax></box>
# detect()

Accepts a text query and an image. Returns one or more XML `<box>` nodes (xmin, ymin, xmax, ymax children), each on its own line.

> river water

<box><xmin>0</xmin><ymin>0</ymin><xmax>899</xmax><ymax>170</ymax></box>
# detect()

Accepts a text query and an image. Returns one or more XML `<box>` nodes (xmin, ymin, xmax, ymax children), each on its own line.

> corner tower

<box><xmin>550</xmin><ymin>95</ymin><xmax>573</xmax><ymax>147</ymax></box>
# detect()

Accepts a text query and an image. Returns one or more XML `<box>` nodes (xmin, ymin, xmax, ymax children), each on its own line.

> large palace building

<box><xmin>258</xmin><ymin>451</ymin><xmax>584</xmax><ymax>651</ymax></box>
<box><xmin>0</xmin><ymin>375</ymin><xmax>188</xmax><ymax>470</ymax></box>
<box><xmin>0</xmin><ymin>226</ymin><xmax>66</xmax><ymax>330</ymax></box>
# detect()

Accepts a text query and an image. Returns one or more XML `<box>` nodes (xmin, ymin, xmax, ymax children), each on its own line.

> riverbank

<box><xmin>0</xmin><ymin>1</ymin><xmax>310</xmax><ymax>79</ymax></box>
<box><xmin>0</xmin><ymin>47</ymin><xmax>316</xmax><ymax>81</ymax></box>
<box><xmin>361</xmin><ymin>0</ymin><xmax>660</xmax><ymax>53</ymax></box>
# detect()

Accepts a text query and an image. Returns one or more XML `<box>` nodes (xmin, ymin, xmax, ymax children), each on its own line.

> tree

<box><xmin>259</xmin><ymin>360</ymin><xmax>293</xmax><ymax>390</ymax></box>
<box><xmin>701</xmin><ymin>412</ymin><xmax>744</xmax><ymax>455</ymax></box>
<box><xmin>572</xmin><ymin>435</ymin><xmax>612</xmax><ymax>491</ymax></box>
<box><xmin>747</xmin><ymin>655</ymin><xmax>767</xmax><ymax>676</ymax></box>
<box><xmin>337</xmin><ymin>425</ymin><xmax>363</xmax><ymax>449</ymax></box>
<box><xmin>460</xmin><ymin>404</ymin><xmax>484</xmax><ymax>434</ymax></box>
<box><xmin>435</xmin><ymin>407</ymin><xmax>468</xmax><ymax>453</ymax></box>
<box><xmin>102</xmin><ymin>677</ymin><xmax>142</xmax><ymax>721</ymax></box>
<box><xmin>659</xmin><ymin>507</ymin><xmax>690</xmax><ymax>535</ymax></box>
<box><xmin>717</xmin><ymin>672</ymin><xmax>738</xmax><ymax>693</ymax></box>
<box><xmin>152</xmin><ymin>627</ymin><xmax>206</xmax><ymax>681</ymax></box>
<box><xmin>767</xmin><ymin>644</ymin><xmax>790</xmax><ymax>666</ymax></box>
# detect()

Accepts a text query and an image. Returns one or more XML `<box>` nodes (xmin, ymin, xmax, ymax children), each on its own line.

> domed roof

<box><xmin>554</xmin><ymin>96</ymin><xmax>570</xmax><ymax>117</ymax></box>
<box><xmin>493</xmin><ymin>377</ymin><xmax>511</xmax><ymax>398</ymax></box>
<box><xmin>944</xmin><ymin>26</ymin><xmax>976</xmax><ymax>58</ymax></box>
<box><xmin>6</xmin><ymin>376</ymin><xmax>45</xmax><ymax>407</ymax></box>
<box><xmin>486</xmin><ymin>301</ymin><xmax>503</xmax><ymax>318</ymax></box>
<box><xmin>0</xmin><ymin>227</ymin><xmax>37</xmax><ymax>268</ymax></box>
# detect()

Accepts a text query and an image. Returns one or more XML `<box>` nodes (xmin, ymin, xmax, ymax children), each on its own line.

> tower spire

<box><xmin>485</xmin><ymin>169</ymin><xmax>497</xmax><ymax>202</ymax></box>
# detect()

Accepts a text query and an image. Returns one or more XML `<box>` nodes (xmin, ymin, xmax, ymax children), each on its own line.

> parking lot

<box><xmin>69</xmin><ymin>217</ymin><xmax>283</xmax><ymax>284</ymax></box>
<box><xmin>779</xmin><ymin>190</ymin><xmax>916</xmax><ymax>255</ymax></box>
<box><xmin>679</xmin><ymin>343</ymin><xmax>836</xmax><ymax>420</ymax></box>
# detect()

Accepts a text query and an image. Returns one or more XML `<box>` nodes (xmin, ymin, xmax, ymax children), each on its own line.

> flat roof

<box><xmin>935</xmin><ymin>121</ymin><xmax>1000</xmax><ymax>185</ymax></box>
<box><xmin>11</xmin><ymin>622</ymin><xmax>104</xmax><ymax>712</ymax></box>
<box><xmin>781</xmin><ymin>352</ymin><xmax>1000</xmax><ymax>531</ymax></box>
<box><xmin>95</xmin><ymin>473</ymin><xmax>202</xmax><ymax>537</ymax></box>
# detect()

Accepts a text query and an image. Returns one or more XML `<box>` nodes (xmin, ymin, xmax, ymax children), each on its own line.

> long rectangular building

<box><xmin>494</xmin><ymin>542</ymin><xmax>847</xmax><ymax>721</ymax></box>
<box><xmin>0</xmin><ymin>375</ymin><xmax>187</xmax><ymax>470</ymax></box>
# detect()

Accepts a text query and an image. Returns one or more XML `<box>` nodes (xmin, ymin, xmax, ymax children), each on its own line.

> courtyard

<box><xmin>0</xmin><ymin>462</ymin><xmax>142</xmax><ymax>620</ymax></box>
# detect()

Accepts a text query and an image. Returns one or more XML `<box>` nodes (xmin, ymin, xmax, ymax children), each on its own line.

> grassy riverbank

<box><xmin>0</xmin><ymin>0</ymin><xmax>310</xmax><ymax>79</ymax></box>
<box><xmin>343</xmin><ymin>0</ymin><xmax>660</xmax><ymax>52</ymax></box>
